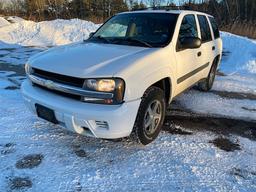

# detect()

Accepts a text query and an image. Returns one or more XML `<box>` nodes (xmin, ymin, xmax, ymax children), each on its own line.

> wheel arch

<box><xmin>122</xmin><ymin>65</ymin><xmax>176</xmax><ymax>103</ymax></box>
<box><xmin>214</xmin><ymin>54</ymin><xmax>221</xmax><ymax>67</ymax></box>
<box><xmin>150</xmin><ymin>77</ymin><xmax>172</xmax><ymax>104</ymax></box>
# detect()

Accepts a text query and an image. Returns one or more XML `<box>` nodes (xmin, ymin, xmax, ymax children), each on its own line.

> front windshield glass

<box><xmin>91</xmin><ymin>13</ymin><xmax>178</xmax><ymax>48</ymax></box>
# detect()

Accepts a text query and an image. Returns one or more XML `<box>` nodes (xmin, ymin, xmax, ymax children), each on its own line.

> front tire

<box><xmin>131</xmin><ymin>86</ymin><xmax>166</xmax><ymax>145</ymax></box>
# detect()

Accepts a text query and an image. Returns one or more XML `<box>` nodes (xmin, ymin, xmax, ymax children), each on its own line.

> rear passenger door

<box><xmin>197</xmin><ymin>15</ymin><xmax>215</xmax><ymax>76</ymax></box>
<box><xmin>208</xmin><ymin>16</ymin><xmax>222</xmax><ymax>59</ymax></box>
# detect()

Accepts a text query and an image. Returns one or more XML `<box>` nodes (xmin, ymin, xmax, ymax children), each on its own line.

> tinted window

<box><xmin>198</xmin><ymin>15</ymin><xmax>212</xmax><ymax>42</ymax></box>
<box><xmin>178</xmin><ymin>14</ymin><xmax>198</xmax><ymax>40</ymax></box>
<box><xmin>209</xmin><ymin>17</ymin><xmax>220</xmax><ymax>39</ymax></box>
<box><xmin>92</xmin><ymin>13</ymin><xmax>178</xmax><ymax>47</ymax></box>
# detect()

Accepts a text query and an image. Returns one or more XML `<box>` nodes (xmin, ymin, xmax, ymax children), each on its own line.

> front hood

<box><xmin>29</xmin><ymin>42</ymin><xmax>152</xmax><ymax>78</ymax></box>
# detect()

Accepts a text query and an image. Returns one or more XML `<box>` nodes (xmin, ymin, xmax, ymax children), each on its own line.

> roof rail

<box><xmin>132</xmin><ymin>5</ymin><xmax>192</xmax><ymax>11</ymax></box>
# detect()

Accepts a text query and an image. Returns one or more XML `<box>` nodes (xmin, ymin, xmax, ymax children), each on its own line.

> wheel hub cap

<box><xmin>143</xmin><ymin>100</ymin><xmax>162</xmax><ymax>135</ymax></box>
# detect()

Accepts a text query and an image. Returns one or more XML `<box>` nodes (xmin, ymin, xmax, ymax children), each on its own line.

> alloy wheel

<box><xmin>143</xmin><ymin>100</ymin><xmax>162</xmax><ymax>136</ymax></box>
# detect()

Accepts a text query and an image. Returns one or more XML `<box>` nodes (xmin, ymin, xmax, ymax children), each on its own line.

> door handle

<box><xmin>197</xmin><ymin>51</ymin><xmax>202</xmax><ymax>57</ymax></box>
<box><xmin>212</xmin><ymin>46</ymin><xmax>215</xmax><ymax>51</ymax></box>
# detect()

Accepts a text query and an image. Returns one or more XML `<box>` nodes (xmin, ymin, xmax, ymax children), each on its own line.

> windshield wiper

<box><xmin>122</xmin><ymin>37</ymin><xmax>153</xmax><ymax>48</ymax></box>
<box><xmin>92</xmin><ymin>36</ymin><xmax>111</xmax><ymax>44</ymax></box>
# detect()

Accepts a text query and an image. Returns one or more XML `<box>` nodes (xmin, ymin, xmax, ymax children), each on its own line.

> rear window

<box><xmin>197</xmin><ymin>15</ymin><xmax>212</xmax><ymax>43</ymax></box>
<box><xmin>209</xmin><ymin>17</ymin><xmax>220</xmax><ymax>39</ymax></box>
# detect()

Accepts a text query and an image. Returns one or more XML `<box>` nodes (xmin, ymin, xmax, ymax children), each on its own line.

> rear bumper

<box><xmin>21</xmin><ymin>80</ymin><xmax>141</xmax><ymax>139</ymax></box>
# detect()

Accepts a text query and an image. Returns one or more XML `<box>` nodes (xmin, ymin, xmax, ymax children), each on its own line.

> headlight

<box><xmin>25</xmin><ymin>63</ymin><xmax>33</xmax><ymax>75</ymax></box>
<box><xmin>85</xmin><ymin>79</ymin><xmax>116</xmax><ymax>92</ymax></box>
<box><xmin>82</xmin><ymin>78</ymin><xmax>125</xmax><ymax>104</ymax></box>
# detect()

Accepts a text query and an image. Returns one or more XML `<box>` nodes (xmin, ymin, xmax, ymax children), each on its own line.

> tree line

<box><xmin>181</xmin><ymin>0</ymin><xmax>256</xmax><ymax>25</ymax></box>
<box><xmin>1</xmin><ymin>0</ymin><xmax>256</xmax><ymax>23</ymax></box>
<box><xmin>0</xmin><ymin>0</ymin><xmax>130</xmax><ymax>22</ymax></box>
<box><xmin>183</xmin><ymin>0</ymin><xmax>256</xmax><ymax>38</ymax></box>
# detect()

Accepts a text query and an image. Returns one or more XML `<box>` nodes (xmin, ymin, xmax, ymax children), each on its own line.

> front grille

<box><xmin>32</xmin><ymin>68</ymin><xmax>85</xmax><ymax>88</ymax></box>
<box><xmin>34</xmin><ymin>83</ymin><xmax>81</xmax><ymax>101</ymax></box>
<box><xmin>30</xmin><ymin>68</ymin><xmax>114</xmax><ymax>104</ymax></box>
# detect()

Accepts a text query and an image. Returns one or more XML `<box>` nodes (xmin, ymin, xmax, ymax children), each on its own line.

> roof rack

<box><xmin>132</xmin><ymin>5</ymin><xmax>192</xmax><ymax>11</ymax></box>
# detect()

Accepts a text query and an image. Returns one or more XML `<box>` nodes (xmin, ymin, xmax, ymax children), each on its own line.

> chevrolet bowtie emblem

<box><xmin>44</xmin><ymin>80</ymin><xmax>55</xmax><ymax>89</ymax></box>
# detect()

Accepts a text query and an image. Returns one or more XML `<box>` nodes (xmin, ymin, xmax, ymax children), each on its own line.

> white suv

<box><xmin>22</xmin><ymin>10</ymin><xmax>222</xmax><ymax>145</ymax></box>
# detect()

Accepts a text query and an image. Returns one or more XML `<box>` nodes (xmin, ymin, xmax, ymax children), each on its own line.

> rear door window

<box><xmin>209</xmin><ymin>17</ymin><xmax>220</xmax><ymax>39</ymax></box>
<box><xmin>197</xmin><ymin>15</ymin><xmax>212</xmax><ymax>43</ymax></box>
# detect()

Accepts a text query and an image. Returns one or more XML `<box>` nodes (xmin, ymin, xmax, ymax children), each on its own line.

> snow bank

<box><xmin>0</xmin><ymin>17</ymin><xmax>10</xmax><ymax>27</ymax></box>
<box><xmin>220</xmin><ymin>32</ymin><xmax>256</xmax><ymax>75</ymax></box>
<box><xmin>212</xmin><ymin>32</ymin><xmax>256</xmax><ymax>95</ymax></box>
<box><xmin>6</xmin><ymin>16</ymin><xmax>25</xmax><ymax>23</ymax></box>
<box><xmin>0</xmin><ymin>18</ymin><xmax>99</xmax><ymax>47</ymax></box>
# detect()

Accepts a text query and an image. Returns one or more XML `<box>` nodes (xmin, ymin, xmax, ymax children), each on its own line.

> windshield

<box><xmin>91</xmin><ymin>13</ymin><xmax>178</xmax><ymax>48</ymax></box>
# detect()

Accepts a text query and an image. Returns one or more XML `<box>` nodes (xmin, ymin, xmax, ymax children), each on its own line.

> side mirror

<box><xmin>89</xmin><ymin>32</ymin><xmax>95</xmax><ymax>38</ymax></box>
<box><xmin>178</xmin><ymin>37</ymin><xmax>202</xmax><ymax>50</ymax></box>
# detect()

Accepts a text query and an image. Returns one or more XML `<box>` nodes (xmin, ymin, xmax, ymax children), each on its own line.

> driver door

<box><xmin>175</xmin><ymin>14</ymin><xmax>202</xmax><ymax>94</ymax></box>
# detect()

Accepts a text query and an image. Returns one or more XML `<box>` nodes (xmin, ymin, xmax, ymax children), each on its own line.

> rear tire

<box><xmin>131</xmin><ymin>86</ymin><xmax>166</xmax><ymax>145</ymax></box>
<box><xmin>198</xmin><ymin>62</ymin><xmax>217</xmax><ymax>92</ymax></box>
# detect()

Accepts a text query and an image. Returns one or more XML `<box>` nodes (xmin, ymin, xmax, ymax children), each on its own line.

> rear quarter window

<box><xmin>197</xmin><ymin>15</ymin><xmax>212</xmax><ymax>43</ymax></box>
<box><xmin>209</xmin><ymin>17</ymin><xmax>220</xmax><ymax>39</ymax></box>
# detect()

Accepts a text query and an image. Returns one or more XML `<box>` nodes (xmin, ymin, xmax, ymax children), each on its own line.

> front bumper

<box><xmin>21</xmin><ymin>80</ymin><xmax>141</xmax><ymax>139</ymax></box>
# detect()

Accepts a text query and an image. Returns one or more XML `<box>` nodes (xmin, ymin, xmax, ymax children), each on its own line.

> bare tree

<box><xmin>147</xmin><ymin>0</ymin><xmax>163</xmax><ymax>7</ymax></box>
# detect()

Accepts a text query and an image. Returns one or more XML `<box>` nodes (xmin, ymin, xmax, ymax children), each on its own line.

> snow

<box><xmin>6</xmin><ymin>16</ymin><xmax>25</xmax><ymax>23</ymax></box>
<box><xmin>0</xmin><ymin>71</ymin><xmax>16</xmax><ymax>77</ymax></box>
<box><xmin>220</xmin><ymin>32</ymin><xmax>256</xmax><ymax>75</ymax></box>
<box><xmin>245</xmin><ymin>60</ymin><xmax>256</xmax><ymax>74</ymax></box>
<box><xmin>0</xmin><ymin>18</ymin><xmax>99</xmax><ymax>47</ymax></box>
<box><xmin>213</xmin><ymin>75</ymin><xmax>256</xmax><ymax>95</ymax></box>
<box><xmin>176</xmin><ymin>89</ymin><xmax>256</xmax><ymax>121</ymax></box>
<box><xmin>0</xmin><ymin>78</ymin><xmax>13</xmax><ymax>89</ymax></box>
<box><xmin>0</xmin><ymin>46</ymin><xmax>44</xmax><ymax>65</ymax></box>
<box><xmin>0</xmin><ymin>16</ymin><xmax>10</xmax><ymax>27</ymax></box>
<box><xmin>0</xmin><ymin>79</ymin><xmax>255</xmax><ymax>191</ymax></box>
